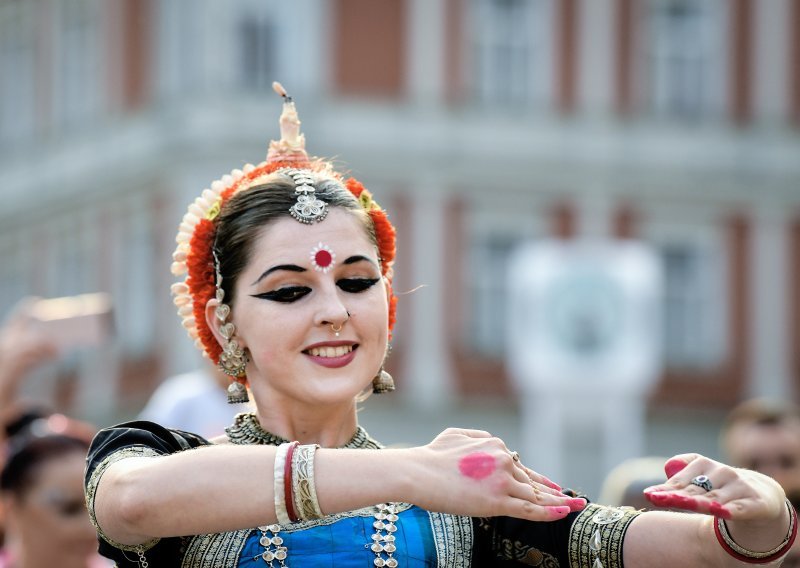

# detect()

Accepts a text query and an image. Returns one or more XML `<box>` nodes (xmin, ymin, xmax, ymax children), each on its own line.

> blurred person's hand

<box><xmin>0</xmin><ymin>297</ymin><xmax>59</xmax><ymax>395</ymax></box>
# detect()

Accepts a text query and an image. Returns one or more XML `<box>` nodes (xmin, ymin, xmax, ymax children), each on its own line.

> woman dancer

<box><xmin>86</xmin><ymin>84</ymin><xmax>795</xmax><ymax>567</ymax></box>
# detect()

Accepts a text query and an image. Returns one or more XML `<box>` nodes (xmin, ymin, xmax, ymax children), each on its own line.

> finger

<box><xmin>507</xmin><ymin>478</ymin><xmax>586</xmax><ymax>513</ymax></box>
<box><xmin>645</xmin><ymin>454</ymin><xmax>714</xmax><ymax>493</ymax></box>
<box><xmin>522</xmin><ymin>466</ymin><xmax>563</xmax><ymax>492</ymax></box>
<box><xmin>643</xmin><ymin>468</ymin><xmax>738</xmax><ymax>518</ymax></box>
<box><xmin>444</xmin><ymin>427</ymin><xmax>494</xmax><ymax>439</ymax></box>
<box><xmin>643</xmin><ymin>490</ymin><xmax>734</xmax><ymax>518</ymax></box>
<box><xmin>664</xmin><ymin>456</ymin><xmax>690</xmax><ymax>479</ymax></box>
<box><xmin>505</xmin><ymin>497</ymin><xmax>573</xmax><ymax>522</ymax></box>
<box><xmin>513</xmin><ymin>465</ymin><xmax>565</xmax><ymax>498</ymax></box>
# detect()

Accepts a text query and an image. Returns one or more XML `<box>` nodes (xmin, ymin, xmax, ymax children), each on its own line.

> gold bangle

<box><xmin>292</xmin><ymin>443</ymin><xmax>323</xmax><ymax>520</ymax></box>
<box><xmin>715</xmin><ymin>498</ymin><xmax>797</xmax><ymax>563</ymax></box>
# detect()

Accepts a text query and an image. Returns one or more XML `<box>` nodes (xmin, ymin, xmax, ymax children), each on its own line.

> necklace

<box><xmin>226</xmin><ymin>413</ymin><xmax>398</xmax><ymax>566</ymax></box>
<box><xmin>226</xmin><ymin>412</ymin><xmax>383</xmax><ymax>449</ymax></box>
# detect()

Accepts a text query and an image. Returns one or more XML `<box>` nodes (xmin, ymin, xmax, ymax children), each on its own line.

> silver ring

<box><xmin>510</xmin><ymin>451</ymin><xmax>521</xmax><ymax>463</ymax></box>
<box><xmin>690</xmin><ymin>474</ymin><xmax>712</xmax><ymax>492</ymax></box>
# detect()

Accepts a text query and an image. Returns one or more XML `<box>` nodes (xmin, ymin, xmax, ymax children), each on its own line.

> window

<box><xmin>647</xmin><ymin>0</ymin><xmax>723</xmax><ymax>118</ymax></box>
<box><xmin>659</xmin><ymin>242</ymin><xmax>726</xmax><ymax>369</ymax></box>
<box><xmin>56</xmin><ymin>0</ymin><xmax>102</xmax><ymax>128</ymax></box>
<box><xmin>238</xmin><ymin>16</ymin><xmax>276</xmax><ymax>92</ymax></box>
<box><xmin>469</xmin><ymin>233</ymin><xmax>518</xmax><ymax>356</ymax></box>
<box><xmin>0</xmin><ymin>0</ymin><xmax>36</xmax><ymax>144</ymax></box>
<box><xmin>114</xmin><ymin>205</ymin><xmax>156</xmax><ymax>356</ymax></box>
<box><xmin>471</xmin><ymin>0</ymin><xmax>551</xmax><ymax>105</ymax></box>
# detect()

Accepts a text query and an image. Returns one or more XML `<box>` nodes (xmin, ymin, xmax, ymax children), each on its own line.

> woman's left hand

<box><xmin>618</xmin><ymin>454</ymin><xmax>794</xmax><ymax>567</ymax></box>
<box><xmin>642</xmin><ymin>453</ymin><xmax>786</xmax><ymax>523</ymax></box>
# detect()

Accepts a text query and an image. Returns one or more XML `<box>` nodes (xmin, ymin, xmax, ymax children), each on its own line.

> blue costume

<box><xmin>85</xmin><ymin>413</ymin><xmax>640</xmax><ymax>567</ymax></box>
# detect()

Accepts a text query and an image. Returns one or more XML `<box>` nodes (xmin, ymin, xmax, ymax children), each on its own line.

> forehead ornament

<box><xmin>310</xmin><ymin>242</ymin><xmax>336</xmax><ymax>273</ymax></box>
<box><xmin>281</xmin><ymin>168</ymin><xmax>329</xmax><ymax>224</ymax></box>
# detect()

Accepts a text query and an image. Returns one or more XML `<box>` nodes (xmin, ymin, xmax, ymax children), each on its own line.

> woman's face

<box><xmin>7</xmin><ymin>449</ymin><xmax>98</xmax><ymax>566</ymax></box>
<box><xmin>223</xmin><ymin>208</ymin><xmax>389</xmax><ymax>407</ymax></box>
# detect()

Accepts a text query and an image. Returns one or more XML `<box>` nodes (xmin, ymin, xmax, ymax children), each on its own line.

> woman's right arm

<box><xmin>92</xmin><ymin>427</ymin><xmax>585</xmax><ymax>546</ymax></box>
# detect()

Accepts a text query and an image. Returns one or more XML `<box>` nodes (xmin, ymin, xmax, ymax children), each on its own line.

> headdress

<box><xmin>170</xmin><ymin>83</ymin><xmax>397</xmax><ymax>372</ymax></box>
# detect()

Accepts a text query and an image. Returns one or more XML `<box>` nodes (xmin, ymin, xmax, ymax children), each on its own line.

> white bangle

<box><xmin>273</xmin><ymin>442</ymin><xmax>292</xmax><ymax>525</ymax></box>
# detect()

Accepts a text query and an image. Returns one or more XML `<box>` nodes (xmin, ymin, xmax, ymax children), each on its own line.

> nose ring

<box><xmin>331</xmin><ymin>322</ymin><xmax>343</xmax><ymax>337</ymax></box>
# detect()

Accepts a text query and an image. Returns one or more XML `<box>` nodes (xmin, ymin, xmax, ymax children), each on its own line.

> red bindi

<box><xmin>310</xmin><ymin>242</ymin><xmax>336</xmax><ymax>273</ymax></box>
<box><xmin>459</xmin><ymin>452</ymin><xmax>496</xmax><ymax>480</ymax></box>
<box><xmin>315</xmin><ymin>249</ymin><xmax>332</xmax><ymax>267</ymax></box>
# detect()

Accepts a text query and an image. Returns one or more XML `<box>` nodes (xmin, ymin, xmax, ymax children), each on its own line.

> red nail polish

<box><xmin>541</xmin><ymin>475</ymin><xmax>562</xmax><ymax>491</ymax></box>
<box><xmin>645</xmin><ymin>491</ymin><xmax>668</xmax><ymax>505</ymax></box>
<box><xmin>674</xmin><ymin>495</ymin><xmax>699</xmax><ymax>511</ymax></box>
<box><xmin>664</xmin><ymin>458</ymin><xmax>688</xmax><ymax>479</ymax></box>
<box><xmin>546</xmin><ymin>506</ymin><xmax>570</xmax><ymax>519</ymax></box>
<box><xmin>568</xmin><ymin>498</ymin><xmax>586</xmax><ymax>511</ymax></box>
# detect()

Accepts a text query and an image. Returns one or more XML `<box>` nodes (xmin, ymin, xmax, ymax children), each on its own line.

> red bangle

<box><xmin>714</xmin><ymin>499</ymin><xmax>798</xmax><ymax>564</ymax></box>
<box><xmin>283</xmin><ymin>441</ymin><xmax>299</xmax><ymax>523</ymax></box>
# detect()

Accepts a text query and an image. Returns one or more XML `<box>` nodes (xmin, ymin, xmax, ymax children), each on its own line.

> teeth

<box><xmin>308</xmin><ymin>345</ymin><xmax>353</xmax><ymax>358</ymax></box>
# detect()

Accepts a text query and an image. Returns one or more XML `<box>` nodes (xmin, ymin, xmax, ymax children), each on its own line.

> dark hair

<box><xmin>214</xmin><ymin>175</ymin><xmax>377</xmax><ymax>304</ymax></box>
<box><xmin>723</xmin><ymin>398</ymin><xmax>800</xmax><ymax>431</ymax></box>
<box><xmin>1</xmin><ymin>433</ymin><xmax>90</xmax><ymax>498</ymax></box>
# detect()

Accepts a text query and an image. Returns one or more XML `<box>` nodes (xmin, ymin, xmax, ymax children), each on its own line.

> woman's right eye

<box><xmin>252</xmin><ymin>286</ymin><xmax>311</xmax><ymax>303</ymax></box>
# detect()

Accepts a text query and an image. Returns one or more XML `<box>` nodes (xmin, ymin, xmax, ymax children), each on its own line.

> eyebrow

<box><xmin>252</xmin><ymin>264</ymin><xmax>305</xmax><ymax>285</ymax></box>
<box><xmin>343</xmin><ymin>255</ymin><xmax>379</xmax><ymax>268</ymax></box>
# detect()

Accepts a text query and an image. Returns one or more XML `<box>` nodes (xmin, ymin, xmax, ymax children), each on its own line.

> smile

<box><xmin>302</xmin><ymin>343</ymin><xmax>358</xmax><ymax>368</ymax></box>
<box><xmin>307</xmin><ymin>345</ymin><xmax>354</xmax><ymax>358</ymax></box>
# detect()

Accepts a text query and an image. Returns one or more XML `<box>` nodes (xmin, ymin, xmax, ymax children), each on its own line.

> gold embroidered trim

<box><xmin>85</xmin><ymin>445</ymin><xmax>163</xmax><ymax>552</ymax></box>
<box><xmin>428</xmin><ymin>513</ymin><xmax>474</xmax><ymax>568</ymax></box>
<box><xmin>568</xmin><ymin>504</ymin><xmax>641</xmax><ymax>568</ymax></box>
<box><xmin>181</xmin><ymin>529</ymin><xmax>251</xmax><ymax>568</ymax></box>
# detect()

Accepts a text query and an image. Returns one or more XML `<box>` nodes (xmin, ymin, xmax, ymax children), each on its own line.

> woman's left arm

<box><xmin>624</xmin><ymin>453</ymin><xmax>794</xmax><ymax>567</ymax></box>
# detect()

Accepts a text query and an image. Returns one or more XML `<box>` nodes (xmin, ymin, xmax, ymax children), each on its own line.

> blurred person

<box><xmin>138</xmin><ymin>365</ymin><xmax>252</xmax><ymax>438</ymax></box>
<box><xmin>0</xmin><ymin>413</ymin><xmax>109</xmax><ymax>567</ymax></box>
<box><xmin>721</xmin><ymin>398</ymin><xmax>800</xmax><ymax>567</ymax></box>
<box><xmin>599</xmin><ymin>457</ymin><xmax>668</xmax><ymax>510</ymax></box>
<box><xmin>721</xmin><ymin>398</ymin><xmax>800</xmax><ymax>503</ymax></box>
<box><xmin>0</xmin><ymin>299</ymin><xmax>59</xmax><ymax>432</ymax></box>
<box><xmin>85</xmin><ymin>86</ymin><xmax>796</xmax><ymax>567</ymax></box>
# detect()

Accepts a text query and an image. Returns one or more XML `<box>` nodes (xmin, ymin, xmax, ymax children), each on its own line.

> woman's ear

<box><xmin>205</xmin><ymin>298</ymin><xmax>226</xmax><ymax>349</ymax></box>
<box><xmin>206</xmin><ymin>298</ymin><xmax>248</xmax><ymax>351</ymax></box>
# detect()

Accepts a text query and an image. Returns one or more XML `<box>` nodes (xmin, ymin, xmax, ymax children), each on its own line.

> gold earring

<box><xmin>214</xmin><ymin>295</ymin><xmax>249</xmax><ymax>403</ymax></box>
<box><xmin>372</xmin><ymin>368</ymin><xmax>395</xmax><ymax>394</ymax></box>
<box><xmin>219</xmin><ymin>337</ymin><xmax>250</xmax><ymax>403</ymax></box>
<box><xmin>226</xmin><ymin>377</ymin><xmax>249</xmax><ymax>404</ymax></box>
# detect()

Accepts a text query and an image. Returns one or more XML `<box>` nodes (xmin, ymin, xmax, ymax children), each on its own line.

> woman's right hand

<box><xmin>405</xmin><ymin>428</ymin><xmax>586</xmax><ymax>521</ymax></box>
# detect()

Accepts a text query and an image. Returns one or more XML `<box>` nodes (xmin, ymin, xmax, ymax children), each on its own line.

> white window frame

<box><xmin>469</xmin><ymin>0</ymin><xmax>553</xmax><ymax>106</ymax></box>
<box><xmin>644</xmin><ymin>221</ymin><xmax>728</xmax><ymax>371</ymax></box>
<box><xmin>53</xmin><ymin>0</ymin><xmax>103</xmax><ymax>129</ymax></box>
<box><xmin>0</xmin><ymin>1</ymin><xmax>36</xmax><ymax>144</ymax></box>
<box><xmin>466</xmin><ymin>204</ymin><xmax>542</xmax><ymax>357</ymax></box>
<box><xmin>644</xmin><ymin>0</ymin><xmax>726</xmax><ymax>119</ymax></box>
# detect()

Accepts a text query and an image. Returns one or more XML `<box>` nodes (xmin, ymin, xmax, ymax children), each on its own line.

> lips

<box><xmin>303</xmin><ymin>342</ymin><xmax>358</xmax><ymax>368</ymax></box>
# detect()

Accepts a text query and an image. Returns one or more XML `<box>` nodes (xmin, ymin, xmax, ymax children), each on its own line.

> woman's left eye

<box><xmin>337</xmin><ymin>278</ymin><xmax>380</xmax><ymax>293</ymax></box>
